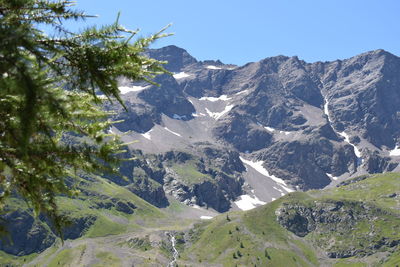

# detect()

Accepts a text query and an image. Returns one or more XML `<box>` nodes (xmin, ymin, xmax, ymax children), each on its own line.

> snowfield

<box><xmin>141</xmin><ymin>129</ymin><xmax>153</xmax><ymax>140</ymax></box>
<box><xmin>206</xmin><ymin>65</ymin><xmax>222</xmax><ymax>70</ymax></box>
<box><xmin>390</xmin><ymin>146</ymin><xmax>400</xmax><ymax>156</ymax></box>
<box><xmin>173</xmin><ymin>72</ymin><xmax>190</xmax><ymax>79</ymax></box>
<box><xmin>164</xmin><ymin>127</ymin><xmax>182</xmax><ymax>137</ymax></box>
<box><xmin>118</xmin><ymin>85</ymin><xmax>149</xmax><ymax>94</ymax></box>
<box><xmin>326</xmin><ymin>173</ymin><xmax>338</xmax><ymax>180</ymax></box>
<box><xmin>240</xmin><ymin>157</ymin><xmax>294</xmax><ymax>193</ymax></box>
<box><xmin>205</xmin><ymin>105</ymin><xmax>234</xmax><ymax>120</ymax></box>
<box><xmin>234</xmin><ymin>194</ymin><xmax>266</xmax><ymax>211</ymax></box>
<box><xmin>199</xmin><ymin>95</ymin><xmax>231</xmax><ymax>102</ymax></box>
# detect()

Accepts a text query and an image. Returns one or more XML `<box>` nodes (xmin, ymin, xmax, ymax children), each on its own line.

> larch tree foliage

<box><xmin>0</xmin><ymin>0</ymin><xmax>169</xmax><ymax>234</ymax></box>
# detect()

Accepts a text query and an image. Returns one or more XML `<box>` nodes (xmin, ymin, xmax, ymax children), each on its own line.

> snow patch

<box><xmin>206</xmin><ymin>65</ymin><xmax>222</xmax><ymax>70</ymax></box>
<box><xmin>264</xmin><ymin>126</ymin><xmax>276</xmax><ymax>132</ymax></box>
<box><xmin>271</xmin><ymin>198</ymin><xmax>276</xmax><ymax>201</ymax></box>
<box><xmin>192</xmin><ymin>112</ymin><xmax>205</xmax><ymax>117</ymax></box>
<box><xmin>199</xmin><ymin>95</ymin><xmax>231</xmax><ymax>102</ymax></box>
<box><xmin>389</xmin><ymin>146</ymin><xmax>400</xmax><ymax>156</ymax></box>
<box><xmin>200</xmin><ymin>216</ymin><xmax>213</xmax><ymax>220</ymax></box>
<box><xmin>118</xmin><ymin>85</ymin><xmax>149</xmax><ymax>94</ymax></box>
<box><xmin>323</xmin><ymin>101</ymin><xmax>331</xmax><ymax>121</ymax></box>
<box><xmin>273</xmin><ymin>186</ymin><xmax>284</xmax><ymax>193</ymax></box>
<box><xmin>205</xmin><ymin>105</ymin><xmax>233</xmax><ymax>120</ymax></box>
<box><xmin>258</xmin><ymin>122</ymin><xmax>291</xmax><ymax>135</ymax></box>
<box><xmin>338</xmin><ymin>131</ymin><xmax>362</xmax><ymax>158</ymax></box>
<box><xmin>240</xmin><ymin>157</ymin><xmax>294</xmax><ymax>193</ymax></box>
<box><xmin>235</xmin><ymin>89</ymin><xmax>249</xmax><ymax>95</ymax></box>
<box><xmin>173</xmin><ymin>72</ymin><xmax>190</xmax><ymax>79</ymax></box>
<box><xmin>235</xmin><ymin>195</ymin><xmax>266</xmax><ymax>211</ymax></box>
<box><xmin>141</xmin><ymin>129</ymin><xmax>153</xmax><ymax>140</ymax></box>
<box><xmin>326</xmin><ymin>173</ymin><xmax>338</xmax><ymax>180</ymax></box>
<box><xmin>164</xmin><ymin>127</ymin><xmax>182</xmax><ymax>137</ymax></box>
<box><xmin>172</xmin><ymin>114</ymin><xmax>187</xmax><ymax>120</ymax></box>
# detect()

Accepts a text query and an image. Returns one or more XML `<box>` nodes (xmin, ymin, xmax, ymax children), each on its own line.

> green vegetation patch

<box><xmin>171</xmin><ymin>161</ymin><xmax>213</xmax><ymax>185</ymax></box>
<box><xmin>93</xmin><ymin>250</ymin><xmax>122</xmax><ymax>267</ymax></box>
<box><xmin>47</xmin><ymin>244</ymin><xmax>86</xmax><ymax>267</ymax></box>
<box><xmin>0</xmin><ymin>250</ymin><xmax>38</xmax><ymax>267</ymax></box>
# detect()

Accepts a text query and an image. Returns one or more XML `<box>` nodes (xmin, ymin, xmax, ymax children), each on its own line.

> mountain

<box><xmin>1</xmin><ymin>46</ymin><xmax>400</xmax><ymax>266</ymax></box>
<box><xmin>106</xmin><ymin>46</ymin><xmax>400</xmax><ymax>210</ymax></box>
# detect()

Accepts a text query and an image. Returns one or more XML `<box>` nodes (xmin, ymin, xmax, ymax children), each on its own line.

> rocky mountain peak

<box><xmin>147</xmin><ymin>45</ymin><xmax>197</xmax><ymax>72</ymax></box>
<box><xmin>107</xmin><ymin>46</ymin><xmax>400</xmax><ymax>210</ymax></box>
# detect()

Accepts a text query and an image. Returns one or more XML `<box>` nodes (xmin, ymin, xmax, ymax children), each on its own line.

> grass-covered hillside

<box><xmin>1</xmin><ymin>173</ymin><xmax>399</xmax><ymax>266</ymax></box>
<box><xmin>177</xmin><ymin>173</ymin><xmax>400</xmax><ymax>266</ymax></box>
<box><xmin>0</xmin><ymin>174</ymin><xmax>167</xmax><ymax>266</ymax></box>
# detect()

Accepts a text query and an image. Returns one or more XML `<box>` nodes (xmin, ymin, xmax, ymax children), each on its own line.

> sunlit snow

<box><xmin>200</xmin><ymin>216</ymin><xmax>213</xmax><ymax>220</ymax></box>
<box><xmin>199</xmin><ymin>95</ymin><xmax>231</xmax><ymax>102</ymax></box>
<box><xmin>205</xmin><ymin>105</ymin><xmax>233</xmax><ymax>119</ymax></box>
<box><xmin>257</xmin><ymin>122</ymin><xmax>290</xmax><ymax>135</ymax></box>
<box><xmin>273</xmin><ymin>186</ymin><xmax>284</xmax><ymax>194</ymax></box>
<box><xmin>240</xmin><ymin>157</ymin><xmax>294</xmax><ymax>193</ymax></box>
<box><xmin>235</xmin><ymin>89</ymin><xmax>249</xmax><ymax>95</ymax></box>
<box><xmin>390</xmin><ymin>146</ymin><xmax>400</xmax><ymax>156</ymax></box>
<box><xmin>326</xmin><ymin>173</ymin><xmax>338</xmax><ymax>180</ymax></box>
<box><xmin>206</xmin><ymin>65</ymin><xmax>222</xmax><ymax>70</ymax></box>
<box><xmin>235</xmin><ymin>195</ymin><xmax>266</xmax><ymax>211</ymax></box>
<box><xmin>323</xmin><ymin>101</ymin><xmax>331</xmax><ymax>120</ymax></box>
<box><xmin>141</xmin><ymin>129</ymin><xmax>153</xmax><ymax>140</ymax></box>
<box><xmin>173</xmin><ymin>72</ymin><xmax>190</xmax><ymax>79</ymax></box>
<box><xmin>118</xmin><ymin>85</ymin><xmax>149</xmax><ymax>94</ymax></box>
<box><xmin>337</xmin><ymin>131</ymin><xmax>362</xmax><ymax>158</ymax></box>
<box><xmin>164</xmin><ymin>127</ymin><xmax>182</xmax><ymax>137</ymax></box>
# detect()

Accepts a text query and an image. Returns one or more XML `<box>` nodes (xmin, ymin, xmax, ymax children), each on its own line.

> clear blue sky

<box><xmin>68</xmin><ymin>0</ymin><xmax>400</xmax><ymax>65</ymax></box>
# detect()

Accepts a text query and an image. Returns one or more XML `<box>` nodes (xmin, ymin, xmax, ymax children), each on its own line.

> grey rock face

<box><xmin>0</xmin><ymin>208</ymin><xmax>96</xmax><ymax>256</ymax></box>
<box><xmin>138</xmin><ymin>74</ymin><xmax>195</xmax><ymax>119</ymax></box>
<box><xmin>106</xmin><ymin>46</ymin><xmax>400</xmax><ymax>204</ymax></box>
<box><xmin>214</xmin><ymin>114</ymin><xmax>273</xmax><ymax>152</ymax></box>
<box><xmin>161</xmin><ymin>147</ymin><xmax>244</xmax><ymax>212</ymax></box>
<box><xmin>276</xmin><ymin>200</ymin><xmax>400</xmax><ymax>258</ymax></box>
<box><xmin>317</xmin><ymin>50</ymin><xmax>400</xmax><ymax>148</ymax></box>
<box><xmin>0</xmin><ymin>210</ymin><xmax>56</xmax><ymax>255</ymax></box>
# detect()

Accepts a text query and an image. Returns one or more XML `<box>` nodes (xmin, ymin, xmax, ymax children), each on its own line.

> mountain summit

<box><xmin>104</xmin><ymin>47</ymin><xmax>400</xmax><ymax>210</ymax></box>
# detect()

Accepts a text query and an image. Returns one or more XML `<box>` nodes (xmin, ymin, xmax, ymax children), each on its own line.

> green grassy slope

<box><xmin>2</xmin><ymin>173</ymin><xmax>400</xmax><ymax>266</ymax></box>
<box><xmin>178</xmin><ymin>173</ymin><xmax>400</xmax><ymax>266</ymax></box>
<box><xmin>0</xmin><ymin>174</ymin><xmax>166</xmax><ymax>266</ymax></box>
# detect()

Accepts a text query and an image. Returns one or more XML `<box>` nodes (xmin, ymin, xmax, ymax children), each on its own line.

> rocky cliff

<box><xmin>105</xmin><ymin>46</ymin><xmax>400</xmax><ymax>209</ymax></box>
